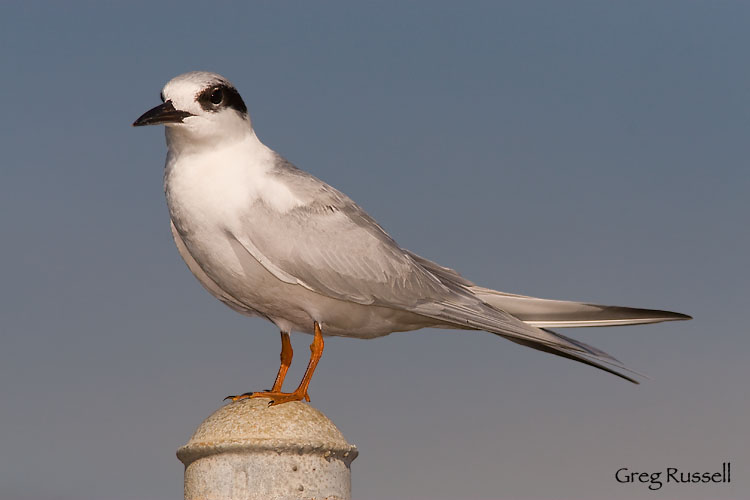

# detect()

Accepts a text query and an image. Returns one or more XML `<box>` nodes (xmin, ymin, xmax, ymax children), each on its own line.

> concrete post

<box><xmin>177</xmin><ymin>398</ymin><xmax>358</xmax><ymax>500</ymax></box>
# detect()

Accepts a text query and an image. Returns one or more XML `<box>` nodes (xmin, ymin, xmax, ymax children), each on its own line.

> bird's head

<box><xmin>133</xmin><ymin>71</ymin><xmax>252</xmax><ymax>150</ymax></box>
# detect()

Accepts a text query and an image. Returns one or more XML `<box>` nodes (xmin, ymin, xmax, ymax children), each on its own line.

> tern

<box><xmin>133</xmin><ymin>71</ymin><xmax>690</xmax><ymax>405</ymax></box>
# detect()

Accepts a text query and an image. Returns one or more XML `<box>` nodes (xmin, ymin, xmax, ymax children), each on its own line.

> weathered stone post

<box><xmin>177</xmin><ymin>398</ymin><xmax>358</xmax><ymax>500</ymax></box>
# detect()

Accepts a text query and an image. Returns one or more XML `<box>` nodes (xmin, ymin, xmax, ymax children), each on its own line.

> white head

<box><xmin>133</xmin><ymin>71</ymin><xmax>253</xmax><ymax>151</ymax></box>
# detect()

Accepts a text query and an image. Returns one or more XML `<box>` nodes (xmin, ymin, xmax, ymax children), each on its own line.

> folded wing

<box><xmin>228</xmin><ymin>164</ymin><xmax>689</xmax><ymax>384</ymax></box>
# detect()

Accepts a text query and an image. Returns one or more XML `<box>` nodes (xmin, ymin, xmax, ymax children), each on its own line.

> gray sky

<box><xmin>1</xmin><ymin>2</ymin><xmax>747</xmax><ymax>499</ymax></box>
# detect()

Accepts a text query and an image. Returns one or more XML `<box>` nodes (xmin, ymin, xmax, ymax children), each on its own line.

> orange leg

<box><xmin>271</xmin><ymin>331</ymin><xmax>293</xmax><ymax>392</ymax></box>
<box><xmin>224</xmin><ymin>321</ymin><xmax>324</xmax><ymax>406</ymax></box>
<box><xmin>249</xmin><ymin>321</ymin><xmax>324</xmax><ymax>406</ymax></box>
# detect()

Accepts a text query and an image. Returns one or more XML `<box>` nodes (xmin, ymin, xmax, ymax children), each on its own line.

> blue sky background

<box><xmin>1</xmin><ymin>2</ymin><xmax>748</xmax><ymax>499</ymax></box>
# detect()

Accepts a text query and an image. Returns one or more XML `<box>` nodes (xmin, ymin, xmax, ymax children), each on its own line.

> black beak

<box><xmin>132</xmin><ymin>100</ymin><xmax>194</xmax><ymax>127</ymax></box>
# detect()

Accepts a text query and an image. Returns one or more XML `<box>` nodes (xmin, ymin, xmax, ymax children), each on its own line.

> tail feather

<box><xmin>505</xmin><ymin>336</ymin><xmax>641</xmax><ymax>384</ymax></box>
<box><xmin>404</xmin><ymin>250</ymin><xmax>691</xmax><ymax>383</ymax></box>
<box><xmin>471</xmin><ymin>287</ymin><xmax>691</xmax><ymax>328</ymax></box>
<box><xmin>413</xmin><ymin>300</ymin><xmax>645</xmax><ymax>383</ymax></box>
<box><xmin>406</xmin><ymin>250</ymin><xmax>691</xmax><ymax>328</ymax></box>
<box><xmin>548</xmin><ymin>329</ymin><xmax>622</xmax><ymax>363</ymax></box>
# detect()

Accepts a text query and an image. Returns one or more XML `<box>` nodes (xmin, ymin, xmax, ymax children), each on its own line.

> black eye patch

<box><xmin>197</xmin><ymin>83</ymin><xmax>247</xmax><ymax>115</ymax></box>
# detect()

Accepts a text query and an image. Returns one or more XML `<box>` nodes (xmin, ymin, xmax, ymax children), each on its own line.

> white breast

<box><xmin>166</xmin><ymin>136</ymin><xmax>302</xmax><ymax>225</ymax></box>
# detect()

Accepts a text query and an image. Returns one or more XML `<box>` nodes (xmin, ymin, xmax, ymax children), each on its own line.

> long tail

<box><xmin>415</xmin><ymin>299</ymin><xmax>648</xmax><ymax>384</ymax></box>
<box><xmin>470</xmin><ymin>287</ymin><xmax>691</xmax><ymax>328</ymax></box>
<box><xmin>405</xmin><ymin>250</ymin><xmax>691</xmax><ymax>383</ymax></box>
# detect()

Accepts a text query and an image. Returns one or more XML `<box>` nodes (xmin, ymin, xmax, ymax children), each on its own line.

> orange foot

<box><xmin>223</xmin><ymin>390</ymin><xmax>311</xmax><ymax>405</ymax></box>
<box><xmin>250</xmin><ymin>390</ymin><xmax>311</xmax><ymax>406</ymax></box>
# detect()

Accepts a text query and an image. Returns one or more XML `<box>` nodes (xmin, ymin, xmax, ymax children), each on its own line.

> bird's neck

<box><xmin>165</xmin><ymin>127</ymin><xmax>277</xmax><ymax>180</ymax></box>
<box><xmin>165</xmin><ymin>120</ymin><xmax>265</xmax><ymax>158</ymax></box>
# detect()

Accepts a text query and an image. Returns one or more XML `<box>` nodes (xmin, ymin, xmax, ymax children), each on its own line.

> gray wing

<box><xmin>229</xmin><ymin>160</ymin><xmax>644</xmax><ymax>382</ymax></box>
<box><xmin>232</xmin><ymin>196</ymin><xmax>588</xmax><ymax>346</ymax></box>
<box><xmin>233</xmin><ymin>196</ymin><xmax>448</xmax><ymax>307</ymax></box>
<box><xmin>232</xmin><ymin>156</ymin><xmax>467</xmax><ymax>308</ymax></box>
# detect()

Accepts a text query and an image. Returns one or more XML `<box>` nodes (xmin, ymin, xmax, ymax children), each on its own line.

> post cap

<box><xmin>177</xmin><ymin>398</ymin><xmax>358</xmax><ymax>467</ymax></box>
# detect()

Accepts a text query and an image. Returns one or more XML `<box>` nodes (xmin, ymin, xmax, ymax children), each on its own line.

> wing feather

<box><xmin>230</xmin><ymin>179</ymin><xmax>595</xmax><ymax>355</ymax></box>
<box><xmin>225</xmin><ymin>159</ymin><xmax>686</xmax><ymax>383</ymax></box>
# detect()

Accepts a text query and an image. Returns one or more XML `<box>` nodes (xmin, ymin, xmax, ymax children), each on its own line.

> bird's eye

<box><xmin>209</xmin><ymin>88</ymin><xmax>224</xmax><ymax>105</ymax></box>
<box><xmin>160</xmin><ymin>92</ymin><xmax>165</xmax><ymax>103</ymax></box>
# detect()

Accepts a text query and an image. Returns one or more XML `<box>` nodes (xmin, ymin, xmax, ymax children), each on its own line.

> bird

<box><xmin>133</xmin><ymin>71</ymin><xmax>691</xmax><ymax>405</ymax></box>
